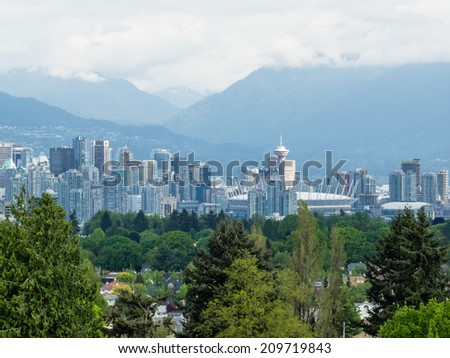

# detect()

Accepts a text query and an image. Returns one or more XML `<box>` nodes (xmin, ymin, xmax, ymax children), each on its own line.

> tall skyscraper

<box><xmin>280</xmin><ymin>189</ymin><xmax>297</xmax><ymax>216</ymax></box>
<box><xmin>401</xmin><ymin>159</ymin><xmax>421</xmax><ymax>195</ymax></box>
<box><xmin>389</xmin><ymin>170</ymin><xmax>405</xmax><ymax>202</ymax></box>
<box><xmin>421</xmin><ymin>172</ymin><xmax>437</xmax><ymax>206</ymax></box>
<box><xmin>248</xmin><ymin>189</ymin><xmax>267</xmax><ymax>218</ymax></box>
<box><xmin>404</xmin><ymin>170</ymin><xmax>417</xmax><ymax>202</ymax></box>
<box><xmin>117</xmin><ymin>146</ymin><xmax>134</xmax><ymax>187</ymax></box>
<box><xmin>274</xmin><ymin>136</ymin><xmax>296</xmax><ymax>189</ymax></box>
<box><xmin>0</xmin><ymin>142</ymin><xmax>13</xmax><ymax>167</ymax></box>
<box><xmin>49</xmin><ymin>146</ymin><xmax>74</xmax><ymax>175</ymax></box>
<box><xmin>352</xmin><ymin>169</ymin><xmax>377</xmax><ymax>209</ymax></box>
<box><xmin>72</xmin><ymin>136</ymin><xmax>88</xmax><ymax>171</ymax></box>
<box><xmin>91</xmin><ymin>140</ymin><xmax>110</xmax><ymax>174</ymax></box>
<box><xmin>266</xmin><ymin>179</ymin><xmax>283</xmax><ymax>216</ymax></box>
<box><xmin>151</xmin><ymin>149</ymin><xmax>170</xmax><ymax>172</ymax></box>
<box><xmin>437</xmin><ymin>170</ymin><xmax>449</xmax><ymax>202</ymax></box>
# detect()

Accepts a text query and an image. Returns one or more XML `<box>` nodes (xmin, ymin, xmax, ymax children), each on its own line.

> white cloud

<box><xmin>0</xmin><ymin>1</ymin><xmax>449</xmax><ymax>92</ymax></box>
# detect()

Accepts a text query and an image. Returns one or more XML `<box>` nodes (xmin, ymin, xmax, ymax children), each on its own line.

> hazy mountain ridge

<box><xmin>0</xmin><ymin>92</ymin><xmax>261</xmax><ymax>162</ymax></box>
<box><xmin>168</xmin><ymin>64</ymin><xmax>450</xmax><ymax>173</ymax></box>
<box><xmin>0</xmin><ymin>69</ymin><xmax>181</xmax><ymax>125</ymax></box>
<box><xmin>153</xmin><ymin>86</ymin><xmax>210</xmax><ymax>108</ymax></box>
<box><xmin>2</xmin><ymin>64</ymin><xmax>450</xmax><ymax>175</ymax></box>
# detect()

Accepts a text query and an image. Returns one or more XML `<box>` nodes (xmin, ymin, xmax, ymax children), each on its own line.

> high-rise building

<box><xmin>404</xmin><ymin>170</ymin><xmax>417</xmax><ymax>202</ymax></box>
<box><xmin>142</xmin><ymin>183</ymin><xmax>169</xmax><ymax>215</ymax></box>
<box><xmin>72</xmin><ymin>136</ymin><xmax>88</xmax><ymax>171</ymax></box>
<box><xmin>274</xmin><ymin>137</ymin><xmax>296</xmax><ymax>189</ymax></box>
<box><xmin>421</xmin><ymin>172</ymin><xmax>437</xmax><ymax>206</ymax></box>
<box><xmin>160</xmin><ymin>196</ymin><xmax>177</xmax><ymax>217</ymax></box>
<box><xmin>91</xmin><ymin>140</ymin><xmax>110</xmax><ymax>174</ymax></box>
<box><xmin>0</xmin><ymin>158</ymin><xmax>17</xmax><ymax>199</ymax></box>
<box><xmin>55</xmin><ymin>169</ymin><xmax>90</xmax><ymax>222</ymax></box>
<box><xmin>49</xmin><ymin>146</ymin><xmax>74</xmax><ymax>175</ymax></box>
<box><xmin>142</xmin><ymin>160</ymin><xmax>157</xmax><ymax>186</ymax></box>
<box><xmin>389</xmin><ymin>170</ymin><xmax>405</xmax><ymax>202</ymax></box>
<box><xmin>126</xmin><ymin>194</ymin><xmax>142</xmax><ymax>213</ymax></box>
<box><xmin>12</xmin><ymin>146</ymin><xmax>33</xmax><ymax>169</ymax></box>
<box><xmin>266</xmin><ymin>180</ymin><xmax>283</xmax><ymax>216</ymax></box>
<box><xmin>117</xmin><ymin>146</ymin><xmax>136</xmax><ymax>187</ymax></box>
<box><xmin>352</xmin><ymin>169</ymin><xmax>377</xmax><ymax>209</ymax></box>
<box><xmin>437</xmin><ymin>170</ymin><xmax>449</xmax><ymax>202</ymax></box>
<box><xmin>248</xmin><ymin>189</ymin><xmax>267</xmax><ymax>218</ymax></box>
<box><xmin>27</xmin><ymin>152</ymin><xmax>52</xmax><ymax>198</ymax></box>
<box><xmin>118</xmin><ymin>146</ymin><xmax>132</xmax><ymax>166</ymax></box>
<box><xmin>151</xmin><ymin>148</ymin><xmax>171</xmax><ymax>181</ymax></box>
<box><xmin>280</xmin><ymin>189</ymin><xmax>298</xmax><ymax>216</ymax></box>
<box><xmin>103</xmin><ymin>176</ymin><xmax>123</xmax><ymax>212</ymax></box>
<box><xmin>401</xmin><ymin>159</ymin><xmax>421</xmax><ymax>195</ymax></box>
<box><xmin>0</xmin><ymin>142</ymin><xmax>13</xmax><ymax>167</ymax></box>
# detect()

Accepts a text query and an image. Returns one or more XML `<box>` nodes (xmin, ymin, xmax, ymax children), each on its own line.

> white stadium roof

<box><xmin>381</xmin><ymin>202</ymin><xmax>432</xmax><ymax>211</ymax></box>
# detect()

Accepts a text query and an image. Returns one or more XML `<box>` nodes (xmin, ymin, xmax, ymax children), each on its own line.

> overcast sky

<box><xmin>1</xmin><ymin>0</ymin><xmax>449</xmax><ymax>93</ymax></box>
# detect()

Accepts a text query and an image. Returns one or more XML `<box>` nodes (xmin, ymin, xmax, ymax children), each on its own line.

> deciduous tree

<box><xmin>288</xmin><ymin>203</ymin><xmax>324</xmax><ymax>328</ymax></box>
<box><xmin>196</xmin><ymin>255</ymin><xmax>312</xmax><ymax>338</ymax></box>
<box><xmin>379</xmin><ymin>299</ymin><xmax>450</xmax><ymax>338</ymax></box>
<box><xmin>318</xmin><ymin>227</ymin><xmax>361</xmax><ymax>337</ymax></box>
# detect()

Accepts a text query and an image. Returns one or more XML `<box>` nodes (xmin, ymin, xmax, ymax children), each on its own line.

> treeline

<box><xmin>80</xmin><ymin>209</ymin><xmax>392</xmax><ymax>274</ymax></box>
<box><xmin>2</xmin><ymin>192</ymin><xmax>449</xmax><ymax>338</ymax></box>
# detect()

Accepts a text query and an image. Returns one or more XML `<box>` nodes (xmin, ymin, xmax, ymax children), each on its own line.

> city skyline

<box><xmin>1</xmin><ymin>136</ymin><xmax>449</xmax><ymax>224</ymax></box>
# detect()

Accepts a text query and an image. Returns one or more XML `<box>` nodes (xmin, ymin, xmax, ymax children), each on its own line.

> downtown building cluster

<box><xmin>0</xmin><ymin>137</ymin><xmax>300</xmax><ymax>223</ymax></box>
<box><xmin>386</xmin><ymin>159</ymin><xmax>449</xmax><ymax>219</ymax></box>
<box><xmin>1</xmin><ymin>138</ymin><xmax>449</xmax><ymax>223</ymax></box>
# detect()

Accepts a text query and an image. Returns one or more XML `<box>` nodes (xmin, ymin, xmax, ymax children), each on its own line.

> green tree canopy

<box><xmin>106</xmin><ymin>290</ymin><xmax>157</xmax><ymax>338</ymax></box>
<box><xmin>96</xmin><ymin>235</ymin><xmax>143</xmax><ymax>271</ymax></box>
<box><xmin>196</xmin><ymin>255</ymin><xmax>312</xmax><ymax>338</ymax></box>
<box><xmin>366</xmin><ymin>207</ymin><xmax>449</xmax><ymax>335</ymax></box>
<box><xmin>337</xmin><ymin>226</ymin><xmax>372</xmax><ymax>264</ymax></box>
<box><xmin>278</xmin><ymin>214</ymin><xmax>298</xmax><ymax>240</ymax></box>
<box><xmin>0</xmin><ymin>190</ymin><xmax>103</xmax><ymax>337</ymax></box>
<box><xmin>145</xmin><ymin>231</ymin><xmax>195</xmax><ymax>271</ymax></box>
<box><xmin>379</xmin><ymin>299</ymin><xmax>450</xmax><ymax>338</ymax></box>
<box><xmin>318</xmin><ymin>227</ymin><xmax>361</xmax><ymax>337</ymax></box>
<box><xmin>183</xmin><ymin>219</ymin><xmax>271</xmax><ymax>337</ymax></box>
<box><xmin>288</xmin><ymin>203</ymin><xmax>324</xmax><ymax>328</ymax></box>
<box><xmin>133</xmin><ymin>210</ymin><xmax>149</xmax><ymax>232</ymax></box>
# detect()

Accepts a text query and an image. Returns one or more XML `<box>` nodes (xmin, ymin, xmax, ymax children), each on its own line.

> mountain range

<box><xmin>167</xmin><ymin>64</ymin><xmax>450</xmax><ymax>175</ymax></box>
<box><xmin>1</xmin><ymin>64</ymin><xmax>450</xmax><ymax>177</ymax></box>
<box><xmin>0</xmin><ymin>69</ymin><xmax>180</xmax><ymax>125</ymax></box>
<box><xmin>0</xmin><ymin>91</ymin><xmax>261</xmax><ymax>163</ymax></box>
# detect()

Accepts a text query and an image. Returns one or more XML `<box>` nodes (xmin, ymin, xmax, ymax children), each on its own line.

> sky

<box><xmin>1</xmin><ymin>0</ymin><xmax>450</xmax><ymax>93</ymax></box>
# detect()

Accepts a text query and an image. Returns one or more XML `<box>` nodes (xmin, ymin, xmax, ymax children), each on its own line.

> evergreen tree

<box><xmin>204</xmin><ymin>210</ymin><xmax>218</xmax><ymax>229</ymax></box>
<box><xmin>196</xmin><ymin>255</ymin><xmax>312</xmax><ymax>338</ymax></box>
<box><xmin>183</xmin><ymin>219</ymin><xmax>271</xmax><ymax>337</ymax></box>
<box><xmin>100</xmin><ymin>210</ymin><xmax>113</xmax><ymax>232</ymax></box>
<box><xmin>133</xmin><ymin>210</ymin><xmax>149</xmax><ymax>232</ymax></box>
<box><xmin>69</xmin><ymin>209</ymin><xmax>80</xmax><ymax>235</ymax></box>
<box><xmin>366</xmin><ymin>207</ymin><xmax>449</xmax><ymax>335</ymax></box>
<box><xmin>0</xmin><ymin>189</ymin><xmax>104</xmax><ymax>337</ymax></box>
<box><xmin>318</xmin><ymin>227</ymin><xmax>361</xmax><ymax>337</ymax></box>
<box><xmin>106</xmin><ymin>290</ymin><xmax>157</xmax><ymax>338</ymax></box>
<box><xmin>217</xmin><ymin>210</ymin><xmax>226</xmax><ymax>224</ymax></box>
